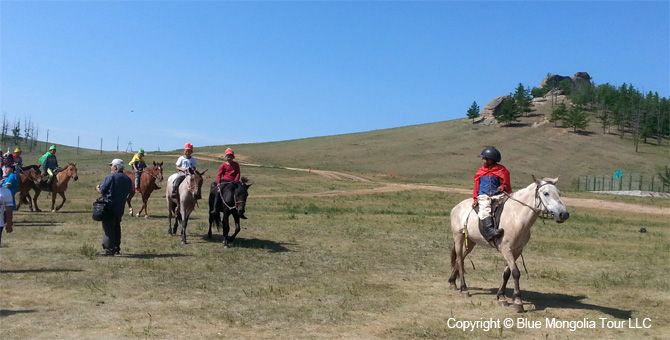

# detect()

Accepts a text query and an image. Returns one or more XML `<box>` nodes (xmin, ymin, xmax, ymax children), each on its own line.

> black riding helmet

<box><xmin>478</xmin><ymin>147</ymin><xmax>502</xmax><ymax>163</ymax></box>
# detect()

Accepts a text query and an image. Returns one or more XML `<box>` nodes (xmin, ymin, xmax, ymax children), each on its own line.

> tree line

<box><xmin>466</xmin><ymin>76</ymin><xmax>670</xmax><ymax>152</ymax></box>
<box><xmin>0</xmin><ymin>113</ymin><xmax>40</xmax><ymax>154</ymax></box>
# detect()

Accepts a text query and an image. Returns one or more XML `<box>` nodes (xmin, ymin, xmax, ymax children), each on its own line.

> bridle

<box><xmin>217</xmin><ymin>183</ymin><xmax>246</xmax><ymax>211</ymax></box>
<box><xmin>504</xmin><ymin>181</ymin><xmax>555</xmax><ymax>218</ymax></box>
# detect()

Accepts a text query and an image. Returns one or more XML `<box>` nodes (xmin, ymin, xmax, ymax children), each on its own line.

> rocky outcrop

<box><xmin>539</xmin><ymin>72</ymin><xmax>592</xmax><ymax>94</ymax></box>
<box><xmin>476</xmin><ymin>95</ymin><xmax>511</xmax><ymax>124</ymax></box>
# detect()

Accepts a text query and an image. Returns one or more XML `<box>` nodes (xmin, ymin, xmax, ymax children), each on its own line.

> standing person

<box><xmin>0</xmin><ymin>185</ymin><xmax>14</xmax><ymax>248</ymax></box>
<box><xmin>95</xmin><ymin>159</ymin><xmax>132</xmax><ymax>256</ymax></box>
<box><xmin>39</xmin><ymin>145</ymin><xmax>59</xmax><ymax>190</ymax></box>
<box><xmin>129</xmin><ymin>148</ymin><xmax>147</xmax><ymax>193</ymax></box>
<box><xmin>211</xmin><ymin>148</ymin><xmax>242</xmax><ymax>215</ymax></box>
<box><xmin>471</xmin><ymin>147</ymin><xmax>512</xmax><ymax>242</ymax></box>
<box><xmin>3</xmin><ymin>164</ymin><xmax>18</xmax><ymax>210</ymax></box>
<box><xmin>172</xmin><ymin>143</ymin><xmax>198</xmax><ymax>199</ymax></box>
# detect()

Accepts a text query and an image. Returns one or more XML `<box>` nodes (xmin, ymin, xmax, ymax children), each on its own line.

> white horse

<box><xmin>449</xmin><ymin>176</ymin><xmax>570</xmax><ymax>312</ymax></box>
<box><xmin>166</xmin><ymin>169</ymin><xmax>207</xmax><ymax>244</ymax></box>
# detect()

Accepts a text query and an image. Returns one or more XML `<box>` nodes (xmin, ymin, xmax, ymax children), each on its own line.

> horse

<box><xmin>448</xmin><ymin>176</ymin><xmax>570</xmax><ymax>313</ymax></box>
<box><xmin>208</xmin><ymin>177</ymin><xmax>251</xmax><ymax>248</ymax></box>
<box><xmin>165</xmin><ymin>168</ymin><xmax>207</xmax><ymax>244</ymax></box>
<box><xmin>16</xmin><ymin>165</ymin><xmax>42</xmax><ymax>212</ymax></box>
<box><xmin>124</xmin><ymin>161</ymin><xmax>164</xmax><ymax>218</ymax></box>
<box><xmin>32</xmin><ymin>163</ymin><xmax>79</xmax><ymax>212</ymax></box>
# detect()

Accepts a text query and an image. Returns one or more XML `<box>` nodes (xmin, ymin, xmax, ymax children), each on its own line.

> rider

<box><xmin>129</xmin><ymin>148</ymin><xmax>147</xmax><ymax>193</ymax></box>
<box><xmin>39</xmin><ymin>145</ymin><xmax>59</xmax><ymax>190</ymax></box>
<box><xmin>12</xmin><ymin>147</ymin><xmax>23</xmax><ymax>174</ymax></box>
<box><xmin>471</xmin><ymin>147</ymin><xmax>512</xmax><ymax>242</ymax></box>
<box><xmin>210</xmin><ymin>148</ymin><xmax>244</xmax><ymax>217</ymax></box>
<box><xmin>172</xmin><ymin>143</ymin><xmax>198</xmax><ymax>199</ymax></box>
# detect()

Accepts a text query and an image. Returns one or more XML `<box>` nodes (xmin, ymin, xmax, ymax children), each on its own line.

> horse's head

<box><xmin>233</xmin><ymin>177</ymin><xmax>251</xmax><ymax>215</ymax></box>
<box><xmin>188</xmin><ymin>169</ymin><xmax>207</xmax><ymax>199</ymax></box>
<box><xmin>534</xmin><ymin>176</ymin><xmax>569</xmax><ymax>223</ymax></box>
<box><xmin>65</xmin><ymin>163</ymin><xmax>79</xmax><ymax>181</ymax></box>
<box><xmin>25</xmin><ymin>167</ymin><xmax>42</xmax><ymax>185</ymax></box>
<box><xmin>152</xmin><ymin>161</ymin><xmax>164</xmax><ymax>182</ymax></box>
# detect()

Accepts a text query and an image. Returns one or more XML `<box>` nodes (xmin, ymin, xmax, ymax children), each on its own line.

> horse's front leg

<box><xmin>228</xmin><ymin>214</ymin><xmax>241</xmax><ymax>244</ymax></box>
<box><xmin>33</xmin><ymin>190</ymin><xmax>42</xmax><ymax>212</ymax></box>
<box><xmin>502</xmin><ymin>250</ymin><xmax>525</xmax><ymax>313</ymax></box>
<box><xmin>54</xmin><ymin>192</ymin><xmax>67</xmax><ymax>211</ymax></box>
<box><xmin>222</xmin><ymin>211</ymin><xmax>231</xmax><ymax>248</ymax></box>
<box><xmin>138</xmin><ymin>195</ymin><xmax>149</xmax><ymax>218</ymax></box>
<box><xmin>127</xmin><ymin>192</ymin><xmax>134</xmax><ymax>216</ymax></box>
<box><xmin>497</xmin><ymin>266</ymin><xmax>511</xmax><ymax>306</ymax></box>
<box><xmin>180</xmin><ymin>210</ymin><xmax>191</xmax><ymax>245</ymax></box>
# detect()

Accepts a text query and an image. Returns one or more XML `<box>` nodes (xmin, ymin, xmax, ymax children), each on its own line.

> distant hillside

<box><xmin>198</xmin><ymin>109</ymin><xmax>669</xmax><ymax>191</ymax></box>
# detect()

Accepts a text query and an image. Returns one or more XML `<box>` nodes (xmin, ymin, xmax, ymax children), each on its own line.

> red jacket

<box><xmin>472</xmin><ymin>164</ymin><xmax>512</xmax><ymax>200</ymax></box>
<box><xmin>217</xmin><ymin>161</ymin><xmax>241</xmax><ymax>184</ymax></box>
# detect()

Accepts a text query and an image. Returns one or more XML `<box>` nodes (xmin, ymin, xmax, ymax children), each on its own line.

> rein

<box><xmin>217</xmin><ymin>184</ymin><xmax>244</xmax><ymax>211</ymax></box>
<box><xmin>503</xmin><ymin>182</ymin><xmax>555</xmax><ymax>221</ymax></box>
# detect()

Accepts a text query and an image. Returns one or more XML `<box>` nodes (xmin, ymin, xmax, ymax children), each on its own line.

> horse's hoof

<box><xmin>449</xmin><ymin>283</ymin><xmax>458</xmax><ymax>291</ymax></box>
<box><xmin>513</xmin><ymin>303</ymin><xmax>525</xmax><ymax>313</ymax></box>
<box><xmin>51</xmin><ymin>210</ymin><xmax>56</xmax><ymax>213</ymax></box>
<box><xmin>223</xmin><ymin>244</ymin><xmax>229</xmax><ymax>249</ymax></box>
<box><xmin>460</xmin><ymin>291</ymin><xmax>471</xmax><ymax>298</ymax></box>
<box><xmin>498</xmin><ymin>300</ymin><xmax>509</xmax><ymax>307</ymax></box>
<box><xmin>181</xmin><ymin>241</ymin><xmax>187</xmax><ymax>245</ymax></box>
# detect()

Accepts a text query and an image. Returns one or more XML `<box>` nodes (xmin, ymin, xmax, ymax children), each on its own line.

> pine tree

<box><xmin>563</xmin><ymin>105</ymin><xmax>590</xmax><ymax>132</ymax></box>
<box><xmin>550</xmin><ymin>102</ymin><xmax>568</xmax><ymax>127</ymax></box>
<box><xmin>466</xmin><ymin>101</ymin><xmax>480</xmax><ymax>122</ymax></box>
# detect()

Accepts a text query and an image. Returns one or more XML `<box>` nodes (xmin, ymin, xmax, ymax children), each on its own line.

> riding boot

<box><xmin>171</xmin><ymin>181</ymin><xmax>179</xmax><ymax>199</ymax></box>
<box><xmin>210</xmin><ymin>194</ymin><xmax>220</xmax><ymax>215</ymax></box>
<box><xmin>480</xmin><ymin>217</ymin><xmax>503</xmax><ymax>242</ymax></box>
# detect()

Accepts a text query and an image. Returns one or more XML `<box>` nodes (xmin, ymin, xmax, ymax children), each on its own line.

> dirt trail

<box><xmin>187</xmin><ymin>155</ymin><xmax>669</xmax><ymax>216</ymax></box>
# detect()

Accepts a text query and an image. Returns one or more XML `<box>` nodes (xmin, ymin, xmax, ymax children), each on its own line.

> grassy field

<box><xmin>0</xmin><ymin>144</ymin><xmax>668</xmax><ymax>339</ymax></box>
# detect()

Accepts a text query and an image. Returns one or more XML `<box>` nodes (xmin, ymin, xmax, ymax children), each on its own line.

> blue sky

<box><xmin>1</xmin><ymin>1</ymin><xmax>668</xmax><ymax>152</ymax></box>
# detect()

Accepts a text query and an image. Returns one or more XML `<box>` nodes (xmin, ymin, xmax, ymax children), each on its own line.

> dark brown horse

<box><xmin>32</xmin><ymin>163</ymin><xmax>79</xmax><ymax>212</ymax></box>
<box><xmin>124</xmin><ymin>161</ymin><xmax>164</xmax><ymax>218</ymax></box>
<box><xmin>16</xmin><ymin>165</ymin><xmax>42</xmax><ymax>212</ymax></box>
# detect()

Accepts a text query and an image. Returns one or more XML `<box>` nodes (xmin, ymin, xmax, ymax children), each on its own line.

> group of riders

<box><xmin>129</xmin><ymin>142</ymin><xmax>245</xmax><ymax>218</ymax></box>
<box><xmin>0</xmin><ymin>145</ymin><xmax>59</xmax><ymax>190</ymax></box>
<box><xmin>0</xmin><ymin>142</ymin><xmax>504</xmax><ymax>238</ymax></box>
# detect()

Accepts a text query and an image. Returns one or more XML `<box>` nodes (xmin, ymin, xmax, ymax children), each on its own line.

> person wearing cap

<box><xmin>12</xmin><ymin>147</ymin><xmax>23</xmax><ymax>174</ymax></box>
<box><xmin>211</xmin><ymin>148</ymin><xmax>243</xmax><ymax>216</ymax></box>
<box><xmin>129</xmin><ymin>148</ymin><xmax>147</xmax><ymax>193</ymax></box>
<box><xmin>39</xmin><ymin>145</ymin><xmax>59</xmax><ymax>190</ymax></box>
<box><xmin>471</xmin><ymin>147</ymin><xmax>512</xmax><ymax>242</ymax></box>
<box><xmin>2</xmin><ymin>164</ymin><xmax>18</xmax><ymax>210</ymax></box>
<box><xmin>95</xmin><ymin>159</ymin><xmax>132</xmax><ymax>256</ymax></box>
<box><xmin>172</xmin><ymin>143</ymin><xmax>198</xmax><ymax>199</ymax></box>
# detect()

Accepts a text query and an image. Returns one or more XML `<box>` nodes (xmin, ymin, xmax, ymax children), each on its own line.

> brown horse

<box><xmin>32</xmin><ymin>163</ymin><xmax>79</xmax><ymax>212</ymax></box>
<box><xmin>124</xmin><ymin>161</ymin><xmax>164</xmax><ymax>218</ymax></box>
<box><xmin>16</xmin><ymin>165</ymin><xmax>43</xmax><ymax>212</ymax></box>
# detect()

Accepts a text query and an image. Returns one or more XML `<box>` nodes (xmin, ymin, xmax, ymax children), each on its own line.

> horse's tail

<box><xmin>450</xmin><ymin>244</ymin><xmax>457</xmax><ymax>269</ymax></box>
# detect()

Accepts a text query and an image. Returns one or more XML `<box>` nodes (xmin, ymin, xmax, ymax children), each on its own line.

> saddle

<box><xmin>474</xmin><ymin>195</ymin><xmax>509</xmax><ymax>231</ymax></box>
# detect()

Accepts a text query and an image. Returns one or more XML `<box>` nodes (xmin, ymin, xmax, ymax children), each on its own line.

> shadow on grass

<box><xmin>468</xmin><ymin>287</ymin><xmax>632</xmax><ymax>319</ymax></box>
<box><xmin>12</xmin><ymin>222</ymin><xmax>64</xmax><ymax>227</ymax></box>
<box><xmin>0</xmin><ymin>309</ymin><xmax>38</xmax><ymax>317</ymax></box>
<box><xmin>0</xmin><ymin>268</ymin><xmax>83</xmax><ymax>274</ymax></box>
<box><xmin>203</xmin><ymin>235</ymin><xmax>295</xmax><ymax>253</ymax></box>
<box><xmin>119</xmin><ymin>253</ymin><xmax>191</xmax><ymax>259</ymax></box>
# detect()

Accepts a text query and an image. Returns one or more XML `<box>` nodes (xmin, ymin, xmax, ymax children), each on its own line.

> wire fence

<box><xmin>577</xmin><ymin>173</ymin><xmax>670</xmax><ymax>193</ymax></box>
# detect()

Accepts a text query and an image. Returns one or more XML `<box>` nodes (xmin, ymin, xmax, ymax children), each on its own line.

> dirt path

<box><xmin>187</xmin><ymin>155</ymin><xmax>669</xmax><ymax>216</ymax></box>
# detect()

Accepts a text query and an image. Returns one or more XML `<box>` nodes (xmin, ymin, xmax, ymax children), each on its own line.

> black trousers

<box><xmin>101</xmin><ymin>215</ymin><xmax>122</xmax><ymax>252</ymax></box>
